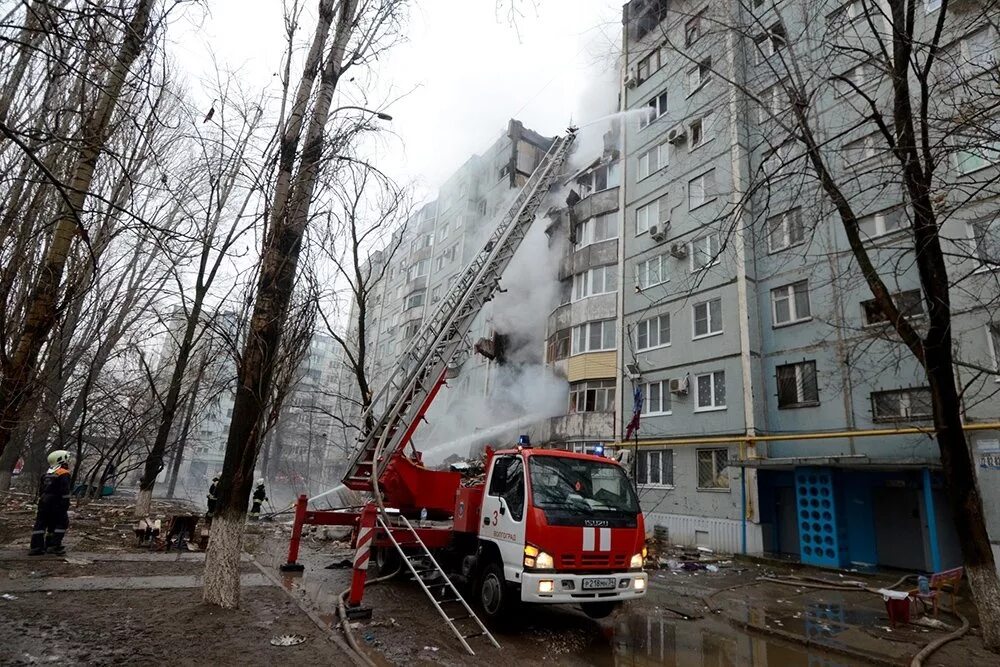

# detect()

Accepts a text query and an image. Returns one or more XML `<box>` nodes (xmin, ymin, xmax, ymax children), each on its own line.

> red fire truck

<box><xmin>281</xmin><ymin>130</ymin><xmax>647</xmax><ymax>654</ymax></box>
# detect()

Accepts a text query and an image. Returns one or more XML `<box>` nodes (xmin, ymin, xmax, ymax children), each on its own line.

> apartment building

<box><xmin>619</xmin><ymin>0</ymin><xmax>1000</xmax><ymax>570</ymax></box>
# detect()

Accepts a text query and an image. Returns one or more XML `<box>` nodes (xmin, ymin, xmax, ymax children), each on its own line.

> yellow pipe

<box><xmin>613</xmin><ymin>422</ymin><xmax>1000</xmax><ymax>448</ymax></box>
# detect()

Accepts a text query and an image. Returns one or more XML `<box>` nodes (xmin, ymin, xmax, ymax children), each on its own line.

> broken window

<box><xmin>861</xmin><ymin>289</ymin><xmax>924</xmax><ymax>326</ymax></box>
<box><xmin>578</xmin><ymin>161</ymin><xmax>621</xmax><ymax>195</ymax></box>
<box><xmin>685</xmin><ymin>11</ymin><xmax>703</xmax><ymax>47</ymax></box>
<box><xmin>632</xmin><ymin>0</ymin><xmax>668</xmax><ymax>40</ymax></box>
<box><xmin>687</xmin><ymin>58</ymin><xmax>712</xmax><ymax>94</ymax></box>
<box><xmin>568</xmin><ymin>379</ymin><xmax>616</xmax><ymax>413</ymax></box>
<box><xmin>638</xmin><ymin>92</ymin><xmax>668</xmax><ymax>130</ymax></box>
<box><xmin>697</xmin><ymin>448</ymin><xmax>730</xmax><ymax>488</ymax></box>
<box><xmin>871</xmin><ymin>388</ymin><xmax>933</xmax><ymax>421</ymax></box>
<box><xmin>689</xmin><ymin>112</ymin><xmax>714</xmax><ymax>149</ymax></box>
<box><xmin>776</xmin><ymin>361</ymin><xmax>819</xmax><ymax>407</ymax></box>
<box><xmin>546</xmin><ymin>328</ymin><xmax>570</xmax><ymax>362</ymax></box>
<box><xmin>754</xmin><ymin>22</ymin><xmax>787</xmax><ymax>64</ymax></box>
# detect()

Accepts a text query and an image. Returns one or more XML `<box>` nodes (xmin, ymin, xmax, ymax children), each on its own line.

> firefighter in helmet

<box><xmin>249</xmin><ymin>479</ymin><xmax>267</xmax><ymax>520</ymax></box>
<box><xmin>30</xmin><ymin>450</ymin><xmax>73</xmax><ymax>556</ymax></box>
<box><xmin>206</xmin><ymin>476</ymin><xmax>219</xmax><ymax>519</ymax></box>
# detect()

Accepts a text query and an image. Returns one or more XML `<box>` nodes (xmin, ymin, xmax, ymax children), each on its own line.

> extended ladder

<box><xmin>343</xmin><ymin>131</ymin><xmax>576</xmax><ymax>490</ymax></box>
<box><xmin>377</xmin><ymin>514</ymin><xmax>500</xmax><ymax>655</ymax></box>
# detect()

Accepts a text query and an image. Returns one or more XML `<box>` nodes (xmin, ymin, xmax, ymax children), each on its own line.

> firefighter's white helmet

<box><xmin>256</xmin><ymin>478</ymin><xmax>265</xmax><ymax>486</ymax></box>
<box><xmin>47</xmin><ymin>450</ymin><xmax>71</xmax><ymax>467</ymax></box>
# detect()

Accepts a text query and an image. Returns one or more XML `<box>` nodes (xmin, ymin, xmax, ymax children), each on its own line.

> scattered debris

<box><xmin>422</xmin><ymin>646</ymin><xmax>439</xmax><ymax>652</ymax></box>
<box><xmin>696</xmin><ymin>546</ymin><xmax>713</xmax><ymax>554</ymax></box>
<box><xmin>64</xmin><ymin>557</ymin><xmax>92</xmax><ymax>566</ymax></box>
<box><xmin>912</xmin><ymin>616</ymin><xmax>952</xmax><ymax>630</ymax></box>
<box><xmin>2</xmin><ymin>593</ymin><xmax>18</xmax><ymax>600</ymax></box>
<box><xmin>269</xmin><ymin>634</ymin><xmax>306</xmax><ymax>647</ymax></box>
<box><xmin>324</xmin><ymin>559</ymin><xmax>353</xmax><ymax>569</ymax></box>
<box><xmin>706</xmin><ymin>565</ymin><xmax>719</xmax><ymax>573</ymax></box>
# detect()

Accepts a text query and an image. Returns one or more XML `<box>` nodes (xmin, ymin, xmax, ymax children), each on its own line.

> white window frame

<box><xmin>570</xmin><ymin>319</ymin><xmax>617</xmax><ymax>355</ymax></box>
<box><xmin>771</xmin><ymin>280</ymin><xmax>812</xmax><ymax>327</ymax></box>
<box><xmin>955</xmin><ymin>137</ymin><xmax>1000</xmax><ymax>175</ymax></box>
<box><xmin>636</xmin><ymin>449</ymin><xmax>674</xmax><ymax>487</ymax></box>
<box><xmin>406</xmin><ymin>259</ymin><xmax>429</xmax><ymax>281</ymax></box>
<box><xmin>988</xmin><ymin>324</ymin><xmax>1000</xmax><ymax>380</ymax></box>
<box><xmin>696</xmin><ymin>448</ymin><xmax>730</xmax><ymax>489</ymax></box>
<box><xmin>687</xmin><ymin>57</ymin><xmax>712</xmax><ymax>96</ymax></box>
<box><xmin>688</xmin><ymin>169</ymin><xmax>716</xmax><ymax>210</ymax></box>
<box><xmin>767</xmin><ymin>208</ymin><xmax>804</xmax><ymax>252</ymax></box>
<box><xmin>641</xmin><ymin>381</ymin><xmax>672</xmax><ymax>416</ymax></box>
<box><xmin>689</xmin><ymin>112</ymin><xmax>715</xmax><ymax>150</ymax></box>
<box><xmin>754</xmin><ymin>23</ymin><xmax>787</xmax><ymax>65</ymax></box>
<box><xmin>692</xmin><ymin>297</ymin><xmax>723</xmax><ymax>339</ymax></box>
<box><xmin>968</xmin><ymin>218</ymin><xmax>1000</xmax><ymax>270</ymax></box>
<box><xmin>638</xmin><ymin>91</ymin><xmax>669</xmax><ymax>130</ymax></box>
<box><xmin>575</xmin><ymin>212</ymin><xmax>619</xmax><ymax>249</ymax></box>
<box><xmin>925</xmin><ymin>0</ymin><xmax>941</xmax><ymax>12</ymax></box>
<box><xmin>636</xmin><ymin>254</ymin><xmax>667</xmax><ymax>289</ymax></box>
<box><xmin>694</xmin><ymin>371</ymin><xmax>727</xmax><ymax>412</ymax></box>
<box><xmin>637</xmin><ymin>142</ymin><xmax>669</xmax><ymax>180</ymax></box>
<box><xmin>871</xmin><ymin>387</ymin><xmax>933</xmax><ymax>421</ymax></box>
<box><xmin>635</xmin><ymin>314</ymin><xmax>671</xmax><ymax>352</ymax></box>
<box><xmin>690</xmin><ymin>233</ymin><xmax>721</xmax><ymax>272</ymax></box>
<box><xmin>572</xmin><ymin>265</ymin><xmax>617</xmax><ymax>301</ymax></box>
<box><xmin>404</xmin><ymin>290</ymin><xmax>425</xmax><ymax>310</ymax></box>
<box><xmin>861</xmin><ymin>289</ymin><xmax>924</xmax><ymax>327</ymax></box>
<box><xmin>636</xmin><ymin>199</ymin><xmax>658</xmax><ymax>236</ymax></box>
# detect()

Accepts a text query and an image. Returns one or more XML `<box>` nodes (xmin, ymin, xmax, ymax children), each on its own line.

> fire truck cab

<box><xmin>466</xmin><ymin>447</ymin><xmax>648</xmax><ymax>620</ymax></box>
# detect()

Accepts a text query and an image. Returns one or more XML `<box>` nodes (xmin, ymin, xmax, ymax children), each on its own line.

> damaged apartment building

<box><xmin>618</xmin><ymin>0</ymin><xmax>1000</xmax><ymax>571</ymax></box>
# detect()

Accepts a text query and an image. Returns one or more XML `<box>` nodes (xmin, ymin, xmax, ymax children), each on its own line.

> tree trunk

<box><xmin>0</xmin><ymin>0</ymin><xmax>156</xmax><ymax>462</ymax></box>
<box><xmin>167</xmin><ymin>370</ymin><xmax>203</xmax><ymax>498</ymax></box>
<box><xmin>202</xmin><ymin>512</ymin><xmax>244</xmax><ymax>608</ymax></box>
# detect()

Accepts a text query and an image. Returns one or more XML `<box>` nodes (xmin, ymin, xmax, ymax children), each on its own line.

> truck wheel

<box><xmin>477</xmin><ymin>561</ymin><xmax>514</xmax><ymax>620</ymax></box>
<box><xmin>371</xmin><ymin>546</ymin><xmax>400</xmax><ymax>578</ymax></box>
<box><xmin>581</xmin><ymin>601</ymin><xmax>618</xmax><ymax>619</ymax></box>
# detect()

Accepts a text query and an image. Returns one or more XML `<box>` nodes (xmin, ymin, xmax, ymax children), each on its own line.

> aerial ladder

<box><xmin>281</xmin><ymin>129</ymin><xmax>577</xmax><ymax>654</ymax></box>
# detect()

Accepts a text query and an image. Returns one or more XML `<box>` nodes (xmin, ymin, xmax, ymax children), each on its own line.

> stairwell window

<box><xmin>687</xmin><ymin>57</ymin><xmax>712</xmax><ymax>95</ymax></box>
<box><xmin>572</xmin><ymin>265</ymin><xmax>617</xmax><ymax>301</ymax></box>
<box><xmin>861</xmin><ymin>289</ymin><xmax>924</xmax><ymax>326</ymax></box>
<box><xmin>639</xmin><ymin>92</ymin><xmax>669</xmax><ymax>130</ymax></box>
<box><xmin>772</xmin><ymin>280</ymin><xmax>811</xmax><ymax>326</ymax></box>
<box><xmin>638</xmin><ymin>142</ymin><xmax>669</xmax><ymax>180</ymax></box>
<box><xmin>637</xmin><ymin>449</ymin><xmax>673</xmax><ymax>487</ymax></box>
<box><xmin>690</xmin><ymin>233</ymin><xmax>721</xmax><ymax>271</ymax></box>
<box><xmin>636</xmin><ymin>254</ymin><xmax>667</xmax><ymax>289</ymax></box>
<box><xmin>872</xmin><ymin>387</ymin><xmax>933</xmax><ymax>421</ymax></box>
<box><xmin>776</xmin><ymin>361</ymin><xmax>819</xmax><ymax>408</ymax></box>
<box><xmin>688</xmin><ymin>169</ymin><xmax>716</xmax><ymax>210</ymax></box>
<box><xmin>693</xmin><ymin>298</ymin><xmax>723</xmax><ymax>339</ymax></box>
<box><xmin>697</xmin><ymin>448</ymin><xmax>730</xmax><ymax>489</ymax></box>
<box><xmin>569</xmin><ymin>379</ymin><xmax>616</xmax><ymax>413</ymax></box>
<box><xmin>685</xmin><ymin>11</ymin><xmax>704</xmax><ymax>47</ymax></box>
<box><xmin>767</xmin><ymin>208</ymin><xmax>804</xmax><ymax>252</ymax></box>
<box><xmin>754</xmin><ymin>23</ymin><xmax>787</xmax><ymax>65</ymax></box>
<box><xmin>641</xmin><ymin>381</ymin><xmax>672</xmax><ymax>415</ymax></box>
<box><xmin>571</xmin><ymin>319</ymin><xmax>616</xmax><ymax>355</ymax></box>
<box><xmin>636</xmin><ymin>314</ymin><xmax>671</xmax><ymax>351</ymax></box>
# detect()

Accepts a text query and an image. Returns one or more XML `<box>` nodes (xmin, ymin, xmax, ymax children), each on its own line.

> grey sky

<box><xmin>173</xmin><ymin>1</ymin><xmax>623</xmax><ymax>199</ymax></box>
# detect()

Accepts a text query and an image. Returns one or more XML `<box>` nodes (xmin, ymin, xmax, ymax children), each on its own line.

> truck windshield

<box><xmin>529</xmin><ymin>456</ymin><xmax>639</xmax><ymax>516</ymax></box>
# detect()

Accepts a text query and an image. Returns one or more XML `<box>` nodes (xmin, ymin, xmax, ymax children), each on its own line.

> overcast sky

<box><xmin>172</xmin><ymin>0</ymin><xmax>623</xmax><ymax>200</ymax></box>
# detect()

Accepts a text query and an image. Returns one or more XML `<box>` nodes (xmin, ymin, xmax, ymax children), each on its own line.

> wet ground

<box><xmin>256</xmin><ymin>530</ymin><xmax>994</xmax><ymax>666</ymax></box>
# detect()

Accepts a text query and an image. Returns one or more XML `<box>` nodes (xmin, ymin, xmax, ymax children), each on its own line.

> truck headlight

<box><xmin>630</xmin><ymin>552</ymin><xmax>644</xmax><ymax>568</ymax></box>
<box><xmin>536</xmin><ymin>551</ymin><xmax>554</xmax><ymax>569</ymax></box>
<box><xmin>524</xmin><ymin>545</ymin><xmax>554</xmax><ymax>570</ymax></box>
<box><xmin>634</xmin><ymin>577</ymin><xmax>646</xmax><ymax>591</ymax></box>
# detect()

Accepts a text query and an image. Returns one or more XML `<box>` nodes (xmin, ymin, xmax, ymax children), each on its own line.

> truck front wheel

<box><xmin>477</xmin><ymin>561</ymin><xmax>514</xmax><ymax>620</ymax></box>
<box><xmin>581</xmin><ymin>601</ymin><xmax>619</xmax><ymax>619</ymax></box>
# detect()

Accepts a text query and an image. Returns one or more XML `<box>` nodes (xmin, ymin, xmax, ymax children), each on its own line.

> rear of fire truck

<box><xmin>459</xmin><ymin>447</ymin><xmax>647</xmax><ymax>620</ymax></box>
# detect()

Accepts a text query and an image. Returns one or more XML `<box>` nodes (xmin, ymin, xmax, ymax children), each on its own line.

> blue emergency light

<box><xmin>518</xmin><ymin>434</ymin><xmax>531</xmax><ymax>446</ymax></box>
<box><xmin>593</xmin><ymin>443</ymin><xmax>605</xmax><ymax>456</ymax></box>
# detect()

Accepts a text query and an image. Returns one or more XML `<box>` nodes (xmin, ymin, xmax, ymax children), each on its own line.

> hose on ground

<box><xmin>337</xmin><ymin>562</ymin><xmax>402</xmax><ymax>667</ymax></box>
<box><xmin>910</xmin><ymin>611</ymin><xmax>969</xmax><ymax>667</ymax></box>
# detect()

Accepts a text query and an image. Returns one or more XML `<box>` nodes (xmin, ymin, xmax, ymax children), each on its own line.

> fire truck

<box><xmin>280</xmin><ymin>129</ymin><xmax>648</xmax><ymax>655</ymax></box>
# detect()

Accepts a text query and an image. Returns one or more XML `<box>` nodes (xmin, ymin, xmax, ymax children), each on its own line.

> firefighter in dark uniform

<box><xmin>206</xmin><ymin>476</ymin><xmax>219</xmax><ymax>519</ymax></box>
<box><xmin>30</xmin><ymin>450</ymin><xmax>72</xmax><ymax>556</ymax></box>
<box><xmin>250</xmin><ymin>479</ymin><xmax>267</xmax><ymax>520</ymax></box>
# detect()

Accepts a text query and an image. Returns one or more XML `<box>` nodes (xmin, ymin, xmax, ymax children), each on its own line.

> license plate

<box><xmin>582</xmin><ymin>577</ymin><xmax>616</xmax><ymax>590</ymax></box>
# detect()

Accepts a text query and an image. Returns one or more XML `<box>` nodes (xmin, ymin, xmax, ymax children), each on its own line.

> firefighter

<box><xmin>206</xmin><ymin>476</ymin><xmax>219</xmax><ymax>519</ymax></box>
<box><xmin>29</xmin><ymin>450</ymin><xmax>73</xmax><ymax>556</ymax></box>
<box><xmin>249</xmin><ymin>479</ymin><xmax>267</xmax><ymax>520</ymax></box>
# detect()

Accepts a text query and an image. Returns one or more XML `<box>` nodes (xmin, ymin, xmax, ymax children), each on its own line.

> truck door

<box><xmin>480</xmin><ymin>455</ymin><xmax>527</xmax><ymax>580</ymax></box>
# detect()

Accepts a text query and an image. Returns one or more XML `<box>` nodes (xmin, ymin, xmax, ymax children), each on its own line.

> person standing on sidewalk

<box><xmin>206</xmin><ymin>476</ymin><xmax>219</xmax><ymax>519</ymax></box>
<box><xmin>29</xmin><ymin>450</ymin><xmax>73</xmax><ymax>556</ymax></box>
<box><xmin>249</xmin><ymin>480</ymin><xmax>267</xmax><ymax>520</ymax></box>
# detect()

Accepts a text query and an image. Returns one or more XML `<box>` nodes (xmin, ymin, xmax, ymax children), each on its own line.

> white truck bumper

<box><xmin>519</xmin><ymin>571</ymin><xmax>648</xmax><ymax>604</ymax></box>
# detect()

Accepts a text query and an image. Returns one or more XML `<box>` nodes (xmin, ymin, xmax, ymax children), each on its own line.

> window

<box><xmin>845</xmin><ymin>134</ymin><xmax>879</xmax><ymax>163</ymax></box>
<box><xmin>639</xmin><ymin>92</ymin><xmax>669</xmax><ymax>129</ymax></box>
<box><xmin>569</xmin><ymin>379</ymin><xmax>616</xmax><ymax>413</ymax></box>
<box><xmin>758</xmin><ymin>82</ymin><xmax>788</xmax><ymax>123</ymax></box>
<box><xmin>989</xmin><ymin>324</ymin><xmax>1000</xmax><ymax>373</ymax></box>
<box><xmin>636</xmin><ymin>314</ymin><xmax>671</xmax><ymax>351</ymax></box>
<box><xmin>859</xmin><ymin>208</ymin><xmax>905</xmax><ymax>238</ymax></box>
<box><xmin>861</xmin><ymin>289</ymin><xmax>924</xmax><ymax>326</ymax></box>
<box><xmin>685</xmin><ymin>11</ymin><xmax>703</xmax><ymax>46</ymax></box>
<box><xmin>431</xmin><ymin>285</ymin><xmax>442</xmax><ymax>303</ymax></box>
<box><xmin>636</xmin><ymin>254</ymin><xmax>667</xmax><ymax>289</ymax></box>
<box><xmin>956</xmin><ymin>138</ymin><xmax>1000</xmax><ymax>174</ymax></box>
<box><xmin>404</xmin><ymin>290</ymin><xmax>425</xmax><ymax>310</ymax></box>
<box><xmin>572</xmin><ymin>265</ymin><xmax>617</xmax><ymax>300</ymax></box>
<box><xmin>410</xmin><ymin>234</ymin><xmax>433</xmax><ymax>254</ymax></box>
<box><xmin>754</xmin><ymin>23</ymin><xmax>787</xmax><ymax>64</ymax></box>
<box><xmin>688</xmin><ymin>169</ymin><xmax>716</xmax><ymax>209</ymax></box>
<box><xmin>578</xmin><ymin>161</ymin><xmax>621</xmax><ymax>195</ymax></box>
<box><xmin>488</xmin><ymin>456</ymin><xmax>525</xmax><ymax>521</ymax></box>
<box><xmin>546</xmin><ymin>329</ymin><xmax>570</xmax><ymax>362</ymax></box>
<box><xmin>771</xmin><ymin>280</ymin><xmax>811</xmax><ymax>326</ymax></box>
<box><xmin>689</xmin><ymin>112</ymin><xmax>715</xmax><ymax>149</ymax></box>
<box><xmin>636</xmin><ymin>195</ymin><xmax>669</xmax><ymax>235</ymax></box>
<box><xmin>404</xmin><ymin>322</ymin><xmax>421</xmax><ymax>338</ymax></box>
<box><xmin>690</xmin><ymin>233</ymin><xmax>721</xmax><ymax>271</ymax></box>
<box><xmin>970</xmin><ymin>218</ymin><xmax>999</xmax><ymax>268</ymax></box>
<box><xmin>776</xmin><ymin>361</ymin><xmax>819</xmax><ymax>407</ymax></box>
<box><xmin>575</xmin><ymin>212</ymin><xmax>618</xmax><ymax>248</ymax></box>
<box><xmin>406</xmin><ymin>259</ymin><xmax>429</xmax><ymax>281</ymax></box>
<box><xmin>697</xmin><ymin>448</ymin><xmax>730</xmax><ymax>489</ymax></box>
<box><xmin>693</xmin><ymin>298</ymin><xmax>723</xmax><ymax>338</ymax></box>
<box><xmin>637</xmin><ymin>142</ymin><xmax>668</xmax><ymax>180</ymax></box>
<box><xmin>636</xmin><ymin>48</ymin><xmax>664</xmax><ymax>83</ymax></box>
<box><xmin>571</xmin><ymin>319</ymin><xmax>616</xmax><ymax>354</ymax></box>
<box><xmin>767</xmin><ymin>208</ymin><xmax>804</xmax><ymax>252</ymax></box>
<box><xmin>439</xmin><ymin>222</ymin><xmax>449</xmax><ymax>240</ymax></box>
<box><xmin>477</xmin><ymin>199</ymin><xmax>487</xmax><ymax>216</ymax></box>
<box><xmin>637</xmin><ymin>449</ymin><xmax>673</xmax><ymax>486</ymax></box>
<box><xmin>839</xmin><ymin>61</ymin><xmax>878</xmax><ymax>96</ymax></box>
<box><xmin>641</xmin><ymin>380</ymin><xmax>672</xmax><ymax>415</ymax></box>
<box><xmin>959</xmin><ymin>26</ymin><xmax>998</xmax><ymax>73</ymax></box>
<box><xmin>925</xmin><ymin>0</ymin><xmax>941</xmax><ymax>12</ymax></box>
<box><xmin>435</xmin><ymin>255</ymin><xmax>445</xmax><ymax>271</ymax></box>
<box><xmin>762</xmin><ymin>142</ymin><xmax>795</xmax><ymax>179</ymax></box>
<box><xmin>871</xmin><ymin>388</ymin><xmax>933</xmax><ymax>421</ymax></box>
<box><xmin>687</xmin><ymin>57</ymin><xmax>712</xmax><ymax>94</ymax></box>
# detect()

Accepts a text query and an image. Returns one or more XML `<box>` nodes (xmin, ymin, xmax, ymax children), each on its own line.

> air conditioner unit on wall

<box><xmin>666</xmin><ymin>124</ymin><xmax>687</xmax><ymax>144</ymax></box>
<box><xmin>650</xmin><ymin>224</ymin><xmax>667</xmax><ymax>242</ymax></box>
<box><xmin>669</xmin><ymin>376</ymin><xmax>689</xmax><ymax>395</ymax></box>
<box><xmin>625</xmin><ymin>70</ymin><xmax>638</xmax><ymax>88</ymax></box>
<box><xmin>625</xmin><ymin>363</ymin><xmax>641</xmax><ymax>380</ymax></box>
<box><xmin>669</xmin><ymin>243</ymin><xmax>688</xmax><ymax>259</ymax></box>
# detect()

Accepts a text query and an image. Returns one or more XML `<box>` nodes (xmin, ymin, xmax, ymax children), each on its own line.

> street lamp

<box><xmin>332</xmin><ymin>105</ymin><xmax>393</xmax><ymax>122</ymax></box>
